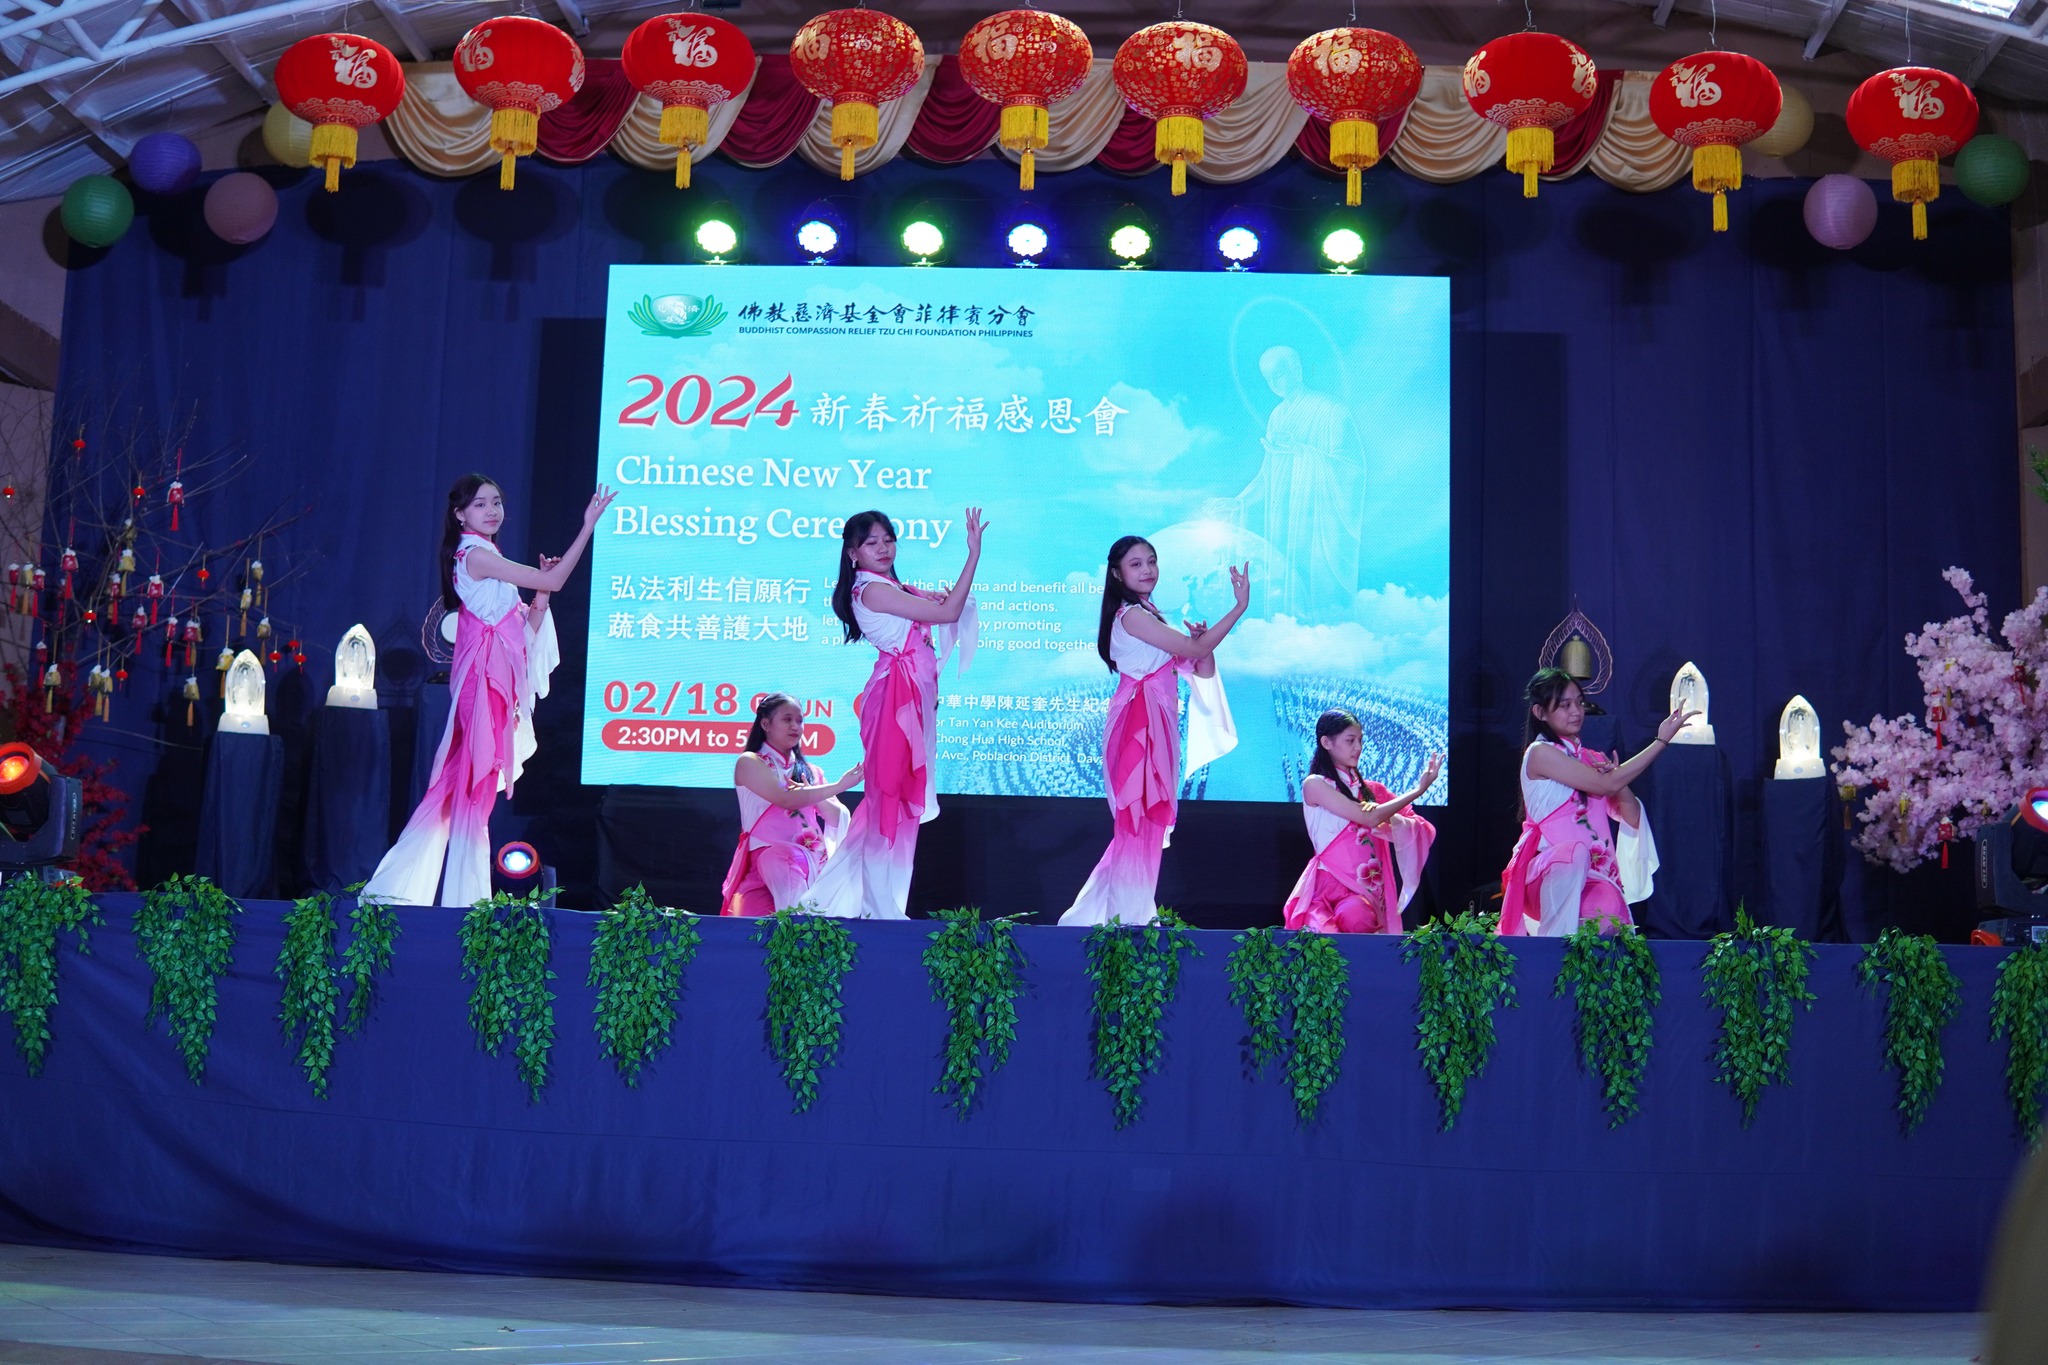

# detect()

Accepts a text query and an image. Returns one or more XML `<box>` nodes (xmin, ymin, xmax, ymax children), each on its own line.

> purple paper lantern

<box><xmin>1803</xmin><ymin>173</ymin><xmax>1878</xmax><ymax>251</ymax></box>
<box><xmin>202</xmin><ymin>172</ymin><xmax>278</xmax><ymax>245</ymax></box>
<box><xmin>129</xmin><ymin>133</ymin><xmax>201</xmax><ymax>195</ymax></box>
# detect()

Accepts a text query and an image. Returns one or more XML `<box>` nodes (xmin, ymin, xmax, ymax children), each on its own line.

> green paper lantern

<box><xmin>1956</xmin><ymin>132</ymin><xmax>2030</xmax><ymax>208</ymax></box>
<box><xmin>60</xmin><ymin>174</ymin><xmax>134</xmax><ymax>248</ymax></box>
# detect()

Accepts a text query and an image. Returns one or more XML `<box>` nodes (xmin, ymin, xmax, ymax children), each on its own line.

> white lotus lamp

<box><xmin>326</xmin><ymin>624</ymin><xmax>377</xmax><ymax>709</ymax></box>
<box><xmin>223</xmin><ymin>649</ymin><xmax>268</xmax><ymax>735</ymax></box>
<box><xmin>1669</xmin><ymin>660</ymin><xmax>1715</xmax><ymax>744</ymax></box>
<box><xmin>1775</xmin><ymin>695</ymin><xmax>1825</xmax><ymax>779</ymax></box>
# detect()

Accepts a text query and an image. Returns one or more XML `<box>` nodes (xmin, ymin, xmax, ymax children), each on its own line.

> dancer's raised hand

<box><xmin>1416</xmin><ymin>753</ymin><xmax>1443</xmax><ymax>793</ymax></box>
<box><xmin>963</xmin><ymin>507</ymin><xmax>987</xmax><ymax>554</ymax></box>
<box><xmin>582</xmin><ymin>485</ymin><xmax>617</xmax><ymax>531</ymax></box>
<box><xmin>1229</xmin><ymin>563</ymin><xmax>1251</xmax><ymax>610</ymax></box>
<box><xmin>1656</xmin><ymin>707</ymin><xmax>1699</xmax><ymax>744</ymax></box>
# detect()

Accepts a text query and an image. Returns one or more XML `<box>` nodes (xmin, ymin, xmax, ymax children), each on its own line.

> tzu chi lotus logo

<box><xmin>628</xmin><ymin>293</ymin><xmax>728</xmax><ymax>338</ymax></box>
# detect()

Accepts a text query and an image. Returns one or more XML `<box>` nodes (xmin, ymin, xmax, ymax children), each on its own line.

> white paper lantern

<box><xmin>1774</xmin><ymin>695</ymin><xmax>1824</xmax><ymax>779</ymax></box>
<box><xmin>326</xmin><ymin>624</ymin><xmax>378</xmax><ymax>709</ymax></box>
<box><xmin>223</xmin><ymin>649</ymin><xmax>269</xmax><ymax>734</ymax></box>
<box><xmin>262</xmin><ymin>101</ymin><xmax>315</xmax><ymax>169</ymax></box>
<box><xmin>1669</xmin><ymin>661</ymin><xmax>1715</xmax><ymax>744</ymax></box>
<box><xmin>1749</xmin><ymin>83</ymin><xmax>1812</xmax><ymax>160</ymax></box>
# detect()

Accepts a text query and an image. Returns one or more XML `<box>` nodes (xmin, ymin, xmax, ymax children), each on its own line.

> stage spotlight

<box><xmin>902</xmin><ymin>219</ymin><xmax>944</xmax><ymax>264</ymax></box>
<box><xmin>796</xmin><ymin>219</ymin><xmax>839</xmax><ymax>263</ymax></box>
<box><xmin>1007</xmin><ymin>222</ymin><xmax>1048</xmax><ymax>266</ymax></box>
<box><xmin>496</xmin><ymin>841</ymin><xmax>539</xmax><ymax>880</ymax></box>
<box><xmin>1321</xmin><ymin>227</ymin><xmax>1365</xmax><ymax>273</ymax></box>
<box><xmin>2024</xmin><ymin>787</ymin><xmax>2048</xmax><ymax>834</ymax></box>
<box><xmin>0</xmin><ymin>741</ymin><xmax>81</xmax><ymax>873</ymax></box>
<box><xmin>1109</xmin><ymin>224</ymin><xmax>1151</xmax><ymax>268</ymax></box>
<box><xmin>695</xmin><ymin>218</ymin><xmax>738</xmax><ymax>263</ymax></box>
<box><xmin>1217</xmin><ymin>226</ymin><xmax>1259</xmax><ymax>269</ymax></box>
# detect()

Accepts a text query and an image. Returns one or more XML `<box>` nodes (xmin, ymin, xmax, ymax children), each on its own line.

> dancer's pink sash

<box><xmin>430</xmin><ymin>601</ymin><xmax>531</xmax><ymax>801</ymax></box>
<box><xmin>719</xmin><ymin>801</ymin><xmax>827</xmax><ymax>916</ymax></box>
<box><xmin>1104</xmin><ymin>661</ymin><xmax>1184</xmax><ymax>839</ymax></box>
<box><xmin>1498</xmin><ymin>747</ymin><xmax>1624</xmax><ymax>936</ymax></box>
<box><xmin>854</xmin><ymin>590</ymin><xmax>941</xmax><ymax>845</ymax></box>
<box><xmin>1282</xmin><ymin>780</ymin><xmax>1437</xmax><ymax>933</ymax></box>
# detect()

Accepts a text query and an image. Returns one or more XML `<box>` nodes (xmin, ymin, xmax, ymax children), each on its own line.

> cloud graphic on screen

<box><xmin>1224</xmin><ymin>584</ymin><xmax>1448</xmax><ymax>690</ymax></box>
<box><xmin>1083</xmin><ymin>383</ymin><xmax>1210</xmax><ymax>475</ymax></box>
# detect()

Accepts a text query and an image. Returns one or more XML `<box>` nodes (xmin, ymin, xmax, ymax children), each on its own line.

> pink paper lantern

<box><xmin>203</xmin><ymin>172</ymin><xmax>279</xmax><ymax>244</ymax></box>
<box><xmin>1803</xmin><ymin>173</ymin><xmax>1877</xmax><ymax>250</ymax></box>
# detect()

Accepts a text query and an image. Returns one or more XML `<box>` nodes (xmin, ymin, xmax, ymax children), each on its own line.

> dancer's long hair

<box><xmin>1097</xmin><ymin>535</ymin><xmax>1153</xmax><ymax>672</ymax></box>
<box><xmin>743</xmin><ymin>692</ymin><xmax>815</xmax><ymax>785</ymax></box>
<box><xmin>831</xmin><ymin>510</ymin><xmax>897</xmax><ymax>644</ymax></box>
<box><xmin>440</xmin><ymin>473</ymin><xmax>498</xmax><ymax>610</ymax></box>
<box><xmin>1522</xmin><ymin>667</ymin><xmax>1579</xmax><ymax>748</ymax></box>
<box><xmin>1307</xmin><ymin>709</ymin><xmax>1363</xmax><ymax>800</ymax></box>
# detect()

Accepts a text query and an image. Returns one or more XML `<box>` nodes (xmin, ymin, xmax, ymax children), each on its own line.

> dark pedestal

<box><xmin>302</xmin><ymin>706</ymin><xmax>393</xmax><ymax>893</ymax></box>
<box><xmin>1761</xmin><ymin>776</ymin><xmax>1847</xmax><ymax>942</ymax></box>
<box><xmin>194</xmin><ymin>730</ymin><xmax>284</xmax><ymax>899</ymax></box>
<box><xmin>1633</xmin><ymin>742</ymin><xmax>1732</xmax><ymax>939</ymax></box>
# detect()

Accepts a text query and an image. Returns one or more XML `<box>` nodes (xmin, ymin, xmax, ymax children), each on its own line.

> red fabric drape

<box><xmin>537</xmin><ymin>58</ymin><xmax>639</xmax><ymax>165</ymax></box>
<box><xmin>1546</xmin><ymin>70</ymin><xmax>1621</xmax><ymax>178</ymax></box>
<box><xmin>902</xmin><ymin>55</ymin><xmax>1001</xmax><ymax>165</ymax></box>
<box><xmin>1293</xmin><ymin>109</ymin><xmax>1409</xmax><ymax>174</ymax></box>
<box><xmin>720</xmin><ymin>54</ymin><xmax>823</xmax><ymax>168</ymax></box>
<box><xmin>1095</xmin><ymin>106</ymin><xmax>1158</xmax><ymax>176</ymax></box>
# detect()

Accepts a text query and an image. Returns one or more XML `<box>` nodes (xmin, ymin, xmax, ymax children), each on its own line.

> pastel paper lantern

<box><xmin>620</xmin><ymin>13</ymin><xmax>756</xmax><ymax>190</ymax></box>
<box><xmin>203</xmin><ymin>172</ymin><xmax>279</xmax><ymax>244</ymax></box>
<box><xmin>262</xmin><ymin>103</ymin><xmax>315</xmax><ymax>168</ymax></box>
<box><xmin>1748</xmin><ymin>82</ymin><xmax>1812</xmax><ymax>159</ymax></box>
<box><xmin>1111</xmin><ymin>20</ymin><xmax>1249</xmax><ymax>197</ymax></box>
<box><xmin>1647</xmin><ymin>52</ymin><xmax>1781</xmax><ymax>232</ymax></box>
<box><xmin>1462</xmin><ymin>32</ymin><xmax>1598</xmax><ymax>197</ymax></box>
<box><xmin>1285</xmin><ymin>26</ymin><xmax>1422</xmax><ymax>206</ymax></box>
<box><xmin>790</xmin><ymin>9</ymin><xmax>926</xmax><ymax>181</ymax></box>
<box><xmin>454</xmin><ymin>16</ymin><xmax>586</xmax><ymax>190</ymax></box>
<box><xmin>1846</xmin><ymin>66</ymin><xmax>1979</xmax><ymax>240</ymax></box>
<box><xmin>1803</xmin><ymin>173</ymin><xmax>1878</xmax><ymax>250</ymax></box>
<box><xmin>60</xmin><ymin>175</ymin><xmax>134</xmax><ymax>248</ymax></box>
<box><xmin>1956</xmin><ymin>132</ymin><xmax>2030</xmax><ymax>207</ymax></box>
<box><xmin>958</xmin><ymin>9</ymin><xmax>1093</xmax><ymax>191</ymax></box>
<box><xmin>274</xmin><ymin>33</ymin><xmax>407</xmax><ymax>192</ymax></box>
<box><xmin>129</xmin><ymin>132</ymin><xmax>202</xmax><ymax>194</ymax></box>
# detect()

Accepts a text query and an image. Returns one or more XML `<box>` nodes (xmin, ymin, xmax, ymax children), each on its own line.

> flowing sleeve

<box><xmin>933</xmin><ymin>591</ymin><xmax>978</xmax><ymax>677</ymax></box>
<box><xmin>1386</xmin><ymin>810</ymin><xmax>1437</xmax><ymax>913</ymax></box>
<box><xmin>817</xmin><ymin>796</ymin><xmax>850</xmax><ymax>854</ymax></box>
<box><xmin>1181</xmin><ymin>660</ymin><xmax>1238</xmax><ymax>775</ymax></box>
<box><xmin>504</xmin><ymin>607</ymin><xmax>561</xmax><ymax>794</ymax></box>
<box><xmin>1616</xmin><ymin>803</ymin><xmax>1660</xmax><ymax>904</ymax></box>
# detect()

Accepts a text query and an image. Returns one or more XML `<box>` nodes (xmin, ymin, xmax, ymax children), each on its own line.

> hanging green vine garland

<box><xmin>1554</xmin><ymin>923</ymin><xmax>1661</xmax><ymax>1127</ymax></box>
<box><xmin>1225</xmin><ymin>927</ymin><xmax>1351</xmax><ymax>1124</ymax></box>
<box><xmin>755</xmin><ymin>908</ymin><xmax>859</xmax><ymax>1113</ymax></box>
<box><xmin>1858</xmin><ymin>928</ymin><xmax>1961</xmax><ymax>1135</ymax></box>
<box><xmin>1083</xmin><ymin>910</ymin><xmax>1200</xmax><ymax>1129</ymax></box>
<box><xmin>0</xmin><ymin>873</ymin><xmax>100</xmax><ymax>1075</ymax></box>
<box><xmin>275</xmin><ymin>890</ymin><xmax>341</xmax><ymax>1098</ymax></box>
<box><xmin>589</xmin><ymin>885</ymin><xmax>701</xmax><ymax>1087</ymax></box>
<box><xmin>1700</xmin><ymin>908</ymin><xmax>1817</xmax><ymax>1125</ymax></box>
<box><xmin>135</xmin><ymin>874</ymin><xmax>242</xmax><ymax>1084</ymax></box>
<box><xmin>459</xmin><ymin>889</ymin><xmax>556</xmax><ymax>1103</ymax></box>
<box><xmin>341</xmin><ymin>887</ymin><xmax>400</xmax><ymax>1036</ymax></box>
<box><xmin>1403</xmin><ymin>911</ymin><xmax>1517</xmax><ymax>1130</ymax></box>
<box><xmin>922</xmin><ymin>906</ymin><xmax>1027</xmax><ymax>1116</ymax></box>
<box><xmin>1991</xmin><ymin>940</ymin><xmax>2048</xmax><ymax>1144</ymax></box>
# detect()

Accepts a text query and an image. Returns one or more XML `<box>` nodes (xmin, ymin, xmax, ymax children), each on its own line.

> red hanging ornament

<box><xmin>294</xmin><ymin>651</ymin><xmax>307</xmax><ymax>667</ymax></box>
<box><xmin>621</xmin><ymin>13</ymin><xmax>756</xmax><ymax>190</ymax></box>
<box><xmin>71</xmin><ymin>435</ymin><xmax>84</xmax><ymax>456</ymax></box>
<box><xmin>1647</xmin><ymin>52</ymin><xmax>1781</xmax><ymax>232</ymax></box>
<box><xmin>274</xmin><ymin>33</ymin><xmax>408</xmax><ymax>193</ymax></box>
<box><xmin>59</xmin><ymin>546</ymin><xmax>76</xmax><ymax>601</ymax></box>
<box><xmin>958</xmin><ymin>10</ymin><xmax>1093</xmax><ymax>191</ymax></box>
<box><xmin>1938</xmin><ymin>818</ymin><xmax>1957</xmax><ymax>869</ymax></box>
<box><xmin>144</xmin><ymin>573</ymin><xmax>164</xmax><ymax>624</ymax></box>
<box><xmin>163</xmin><ymin>616</ymin><xmax>178</xmax><ymax>669</ymax></box>
<box><xmin>1462</xmin><ymin>32</ymin><xmax>1598</xmax><ymax>197</ymax></box>
<box><xmin>168</xmin><ymin>479</ymin><xmax>185</xmax><ymax>531</ymax></box>
<box><xmin>1285</xmin><ymin>27</ymin><xmax>1422</xmax><ymax>207</ymax></box>
<box><xmin>28</xmin><ymin>566</ymin><xmax>43</xmax><ymax>618</ymax></box>
<box><xmin>791</xmin><ymin>9</ymin><xmax>927</xmax><ymax>181</ymax></box>
<box><xmin>5</xmin><ymin>564</ymin><xmax>18</xmax><ymax>615</ymax></box>
<box><xmin>2</xmin><ymin>486</ymin><xmax>15</xmax><ymax>500</ymax></box>
<box><xmin>82</xmin><ymin>608</ymin><xmax>95</xmax><ymax>624</ymax></box>
<box><xmin>454</xmin><ymin>16</ymin><xmax>586</xmax><ymax>191</ymax></box>
<box><xmin>130</xmin><ymin>604</ymin><xmax>147</xmax><ymax>632</ymax></box>
<box><xmin>1846</xmin><ymin>67</ymin><xmax>1978</xmax><ymax>241</ymax></box>
<box><xmin>182</xmin><ymin>617</ymin><xmax>200</xmax><ymax>670</ymax></box>
<box><xmin>1930</xmin><ymin>698</ymin><xmax>1948</xmax><ymax>749</ymax></box>
<box><xmin>1112</xmin><ymin>21</ymin><xmax>1248</xmax><ymax>197</ymax></box>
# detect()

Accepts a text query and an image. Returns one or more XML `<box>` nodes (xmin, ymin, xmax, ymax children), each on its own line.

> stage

<box><xmin>0</xmin><ymin>895</ymin><xmax>2025</xmax><ymax>1311</ymax></box>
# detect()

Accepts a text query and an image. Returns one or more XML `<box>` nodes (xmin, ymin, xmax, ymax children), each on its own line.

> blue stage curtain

<box><xmin>301</xmin><ymin>706</ymin><xmax>392</xmax><ymax>892</ymax></box>
<box><xmin>192</xmin><ymin>731</ymin><xmax>283</xmax><ymax>898</ymax></box>
<box><xmin>0</xmin><ymin>902</ymin><xmax>2022</xmax><ymax>1309</ymax></box>
<box><xmin>53</xmin><ymin>159</ymin><xmax>2019</xmax><ymax>935</ymax></box>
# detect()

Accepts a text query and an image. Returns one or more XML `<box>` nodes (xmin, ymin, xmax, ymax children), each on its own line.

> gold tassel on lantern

<box><xmin>489</xmin><ymin>108</ymin><xmax>540</xmax><ymax>190</ymax></box>
<box><xmin>1000</xmin><ymin>104</ymin><xmax>1050</xmax><ymax>190</ymax></box>
<box><xmin>1892</xmin><ymin>158</ymin><xmax>1939</xmax><ymax>241</ymax></box>
<box><xmin>1505</xmin><ymin>126</ymin><xmax>1555</xmax><ymax>198</ymax></box>
<box><xmin>309</xmin><ymin>124</ymin><xmax>358</xmax><ymax>193</ymax></box>
<box><xmin>660</xmin><ymin>105</ymin><xmax>711</xmax><ymax>190</ymax></box>
<box><xmin>1155</xmin><ymin>115</ymin><xmax>1205</xmax><ymax>196</ymax></box>
<box><xmin>1329</xmin><ymin>119</ymin><xmax>1382</xmax><ymax>207</ymax></box>
<box><xmin>831</xmin><ymin>101</ymin><xmax>880</xmax><ymax>181</ymax></box>
<box><xmin>182</xmin><ymin>676</ymin><xmax>200</xmax><ymax>728</ymax></box>
<box><xmin>1692</xmin><ymin>144</ymin><xmax>1743</xmax><ymax>233</ymax></box>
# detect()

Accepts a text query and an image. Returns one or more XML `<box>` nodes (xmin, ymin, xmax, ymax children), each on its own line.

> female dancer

<box><xmin>719</xmin><ymin>692</ymin><xmax>863</xmax><ymax>916</ymax></box>
<box><xmin>363</xmin><ymin>475</ymin><xmax>613</xmax><ymax>907</ymax></box>
<box><xmin>1059</xmin><ymin>537</ymin><xmax>1248</xmax><ymax>927</ymax></box>
<box><xmin>1498</xmin><ymin>667</ymin><xmax>1691</xmax><ymax>936</ymax></box>
<box><xmin>1281</xmin><ymin>710</ymin><xmax>1441</xmax><ymax>934</ymax></box>
<box><xmin>804</xmin><ymin>508</ymin><xmax>984</xmax><ymax>919</ymax></box>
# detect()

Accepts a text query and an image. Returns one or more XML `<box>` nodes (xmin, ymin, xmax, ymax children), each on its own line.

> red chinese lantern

<box><xmin>453</xmin><ymin>16</ymin><xmax>587</xmax><ymax>191</ymax></box>
<box><xmin>621</xmin><ymin>13</ymin><xmax>756</xmax><ymax>190</ymax></box>
<box><xmin>1648</xmin><ymin>52</ymin><xmax>1782</xmax><ymax>233</ymax></box>
<box><xmin>1112</xmin><ymin>21</ymin><xmax>1248</xmax><ymax>197</ymax></box>
<box><xmin>1462</xmin><ymin>32</ymin><xmax>1597</xmax><ymax>197</ymax></box>
<box><xmin>958</xmin><ymin>10</ymin><xmax>1093</xmax><ymax>191</ymax></box>
<box><xmin>1285</xmin><ymin>27</ymin><xmax>1422</xmax><ymax>206</ymax></box>
<box><xmin>790</xmin><ymin>9</ymin><xmax>925</xmax><ymax>181</ymax></box>
<box><xmin>1847</xmin><ymin>66</ymin><xmax>1978</xmax><ymax>241</ymax></box>
<box><xmin>272</xmin><ymin>33</ymin><xmax>406</xmax><ymax>193</ymax></box>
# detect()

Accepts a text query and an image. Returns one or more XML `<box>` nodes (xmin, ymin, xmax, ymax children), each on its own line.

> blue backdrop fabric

<box><xmin>54</xmin><ymin>155</ymin><xmax>2020</xmax><ymax>934</ymax></box>
<box><xmin>0</xmin><ymin>899</ymin><xmax>2025</xmax><ymax>1310</ymax></box>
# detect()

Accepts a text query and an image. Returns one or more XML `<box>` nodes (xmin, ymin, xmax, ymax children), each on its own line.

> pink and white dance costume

<box><xmin>1498</xmin><ymin>738</ymin><xmax>1659</xmax><ymax>936</ymax></box>
<box><xmin>1058</xmin><ymin>603</ymin><xmax>1236</xmax><ymax>928</ymax></box>
<box><xmin>719</xmin><ymin>746</ymin><xmax>848</xmax><ymax>917</ymax></box>
<box><xmin>1281</xmin><ymin>773</ymin><xmax>1435</xmax><ymax>934</ymax></box>
<box><xmin>804</xmin><ymin>570</ymin><xmax>975</xmax><ymax>919</ymax></box>
<box><xmin>362</xmin><ymin>533</ymin><xmax>558</xmax><ymax>908</ymax></box>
